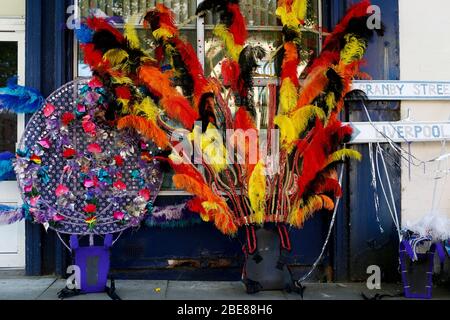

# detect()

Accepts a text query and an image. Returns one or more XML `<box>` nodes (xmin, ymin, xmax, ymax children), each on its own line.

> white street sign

<box><xmin>346</xmin><ymin>121</ymin><xmax>450</xmax><ymax>144</ymax></box>
<box><xmin>352</xmin><ymin>81</ymin><xmax>450</xmax><ymax>100</ymax></box>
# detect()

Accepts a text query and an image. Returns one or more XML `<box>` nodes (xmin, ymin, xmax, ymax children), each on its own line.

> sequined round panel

<box><xmin>15</xmin><ymin>79</ymin><xmax>163</xmax><ymax>235</ymax></box>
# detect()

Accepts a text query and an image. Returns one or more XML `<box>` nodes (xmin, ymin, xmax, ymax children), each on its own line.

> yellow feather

<box><xmin>274</xmin><ymin>115</ymin><xmax>297</xmax><ymax>152</ymax></box>
<box><xmin>288</xmin><ymin>205</ymin><xmax>304</xmax><ymax>227</ymax></box>
<box><xmin>327</xmin><ymin>148</ymin><xmax>362</xmax><ymax>166</ymax></box>
<box><xmin>197</xmin><ymin>124</ymin><xmax>228</xmax><ymax>173</ymax></box>
<box><xmin>275</xmin><ymin>105</ymin><xmax>325</xmax><ymax>153</ymax></box>
<box><xmin>134</xmin><ymin>97</ymin><xmax>160</xmax><ymax>121</ymax></box>
<box><xmin>293</xmin><ymin>0</ymin><xmax>308</xmax><ymax>21</ymax></box>
<box><xmin>213</xmin><ymin>24</ymin><xmax>243</xmax><ymax>61</ymax></box>
<box><xmin>325</xmin><ymin>92</ymin><xmax>336</xmax><ymax>113</ymax></box>
<box><xmin>117</xmin><ymin>99</ymin><xmax>130</xmax><ymax>114</ymax></box>
<box><xmin>275</xmin><ymin>7</ymin><xmax>301</xmax><ymax>32</ymax></box>
<box><xmin>291</xmin><ymin>105</ymin><xmax>326</xmax><ymax>136</ymax></box>
<box><xmin>340</xmin><ymin>34</ymin><xmax>367</xmax><ymax>65</ymax></box>
<box><xmin>280</xmin><ymin>78</ymin><xmax>298</xmax><ymax>114</ymax></box>
<box><xmin>288</xmin><ymin>195</ymin><xmax>325</xmax><ymax>228</ymax></box>
<box><xmin>110</xmin><ymin>75</ymin><xmax>134</xmax><ymax>85</ymax></box>
<box><xmin>201</xmin><ymin>201</ymin><xmax>222</xmax><ymax>222</ymax></box>
<box><xmin>103</xmin><ymin>49</ymin><xmax>129</xmax><ymax>67</ymax></box>
<box><xmin>248</xmin><ymin>161</ymin><xmax>266</xmax><ymax>225</ymax></box>
<box><xmin>152</xmin><ymin>28</ymin><xmax>174</xmax><ymax>41</ymax></box>
<box><xmin>124</xmin><ymin>22</ymin><xmax>140</xmax><ymax>49</ymax></box>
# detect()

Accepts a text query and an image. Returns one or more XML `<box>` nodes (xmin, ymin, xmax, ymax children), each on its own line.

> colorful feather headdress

<box><xmin>75</xmin><ymin>0</ymin><xmax>381</xmax><ymax>235</ymax></box>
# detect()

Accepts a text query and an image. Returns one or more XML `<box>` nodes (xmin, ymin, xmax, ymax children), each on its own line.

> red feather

<box><xmin>144</xmin><ymin>4</ymin><xmax>179</xmax><ymax>36</ymax></box>
<box><xmin>233</xmin><ymin>107</ymin><xmax>259</xmax><ymax>178</ymax></box>
<box><xmin>323</xmin><ymin>0</ymin><xmax>371</xmax><ymax>50</ymax></box>
<box><xmin>281</xmin><ymin>42</ymin><xmax>300</xmax><ymax>86</ymax></box>
<box><xmin>81</xmin><ymin>43</ymin><xmax>108</xmax><ymax>69</ymax></box>
<box><xmin>222</xmin><ymin>59</ymin><xmax>241</xmax><ymax>92</ymax></box>
<box><xmin>86</xmin><ymin>17</ymin><xmax>125</xmax><ymax>43</ymax></box>
<box><xmin>171</xmin><ymin>38</ymin><xmax>209</xmax><ymax>102</ymax></box>
<box><xmin>314</xmin><ymin>178</ymin><xmax>343</xmax><ymax>198</ymax></box>
<box><xmin>227</xmin><ymin>3</ymin><xmax>248</xmax><ymax>46</ymax></box>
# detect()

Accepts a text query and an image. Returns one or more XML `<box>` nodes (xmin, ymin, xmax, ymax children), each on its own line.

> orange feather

<box><xmin>117</xmin><ymin>115</ymin><xmax>170</xmax><ymax>149</ymax></box>
<box><xmin>139</xmin><ymin>66</ymin><xmax>199</xmax><ymax>129</ymax></box>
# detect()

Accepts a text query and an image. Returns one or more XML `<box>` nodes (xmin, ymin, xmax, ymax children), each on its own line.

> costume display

<box><xmin>0</xmin><ymin>0</ymin><xmax>383</xmax><ymax>295</ymax></box>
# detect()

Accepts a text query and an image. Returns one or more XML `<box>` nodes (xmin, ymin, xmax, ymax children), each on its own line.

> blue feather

<box><xmin>0</xmin><ymin>152</ymin><xmax>15</xmax><ymax>181</ymax></box>
<box><xmin>0</xmin><ymin>204</ymin><xmax>24</xmax><ymax>225</ymax></box>
<box><xmin>75</xmin><ymin>24</ymin><xmax>94</xmax><ymax>44</ymax></box>
<box><xmin>0</xmin><ymin>151</ymin><xmax>14</xmax><ymax>161</ymax></box>
<box><xmin>0</xmin><ymin>76</ymin><xmax>44</xmax><ymax>113</ymax></box>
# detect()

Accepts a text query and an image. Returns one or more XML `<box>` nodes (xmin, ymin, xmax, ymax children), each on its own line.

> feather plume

<box><xmin>134</xmin><ymin>97</ymin><xmax>160</xmax><ymax>121</ymax></box>
<box><xmin>103</xmin><ymin>48</ymin><xmax>129</xmax><ymax>67</ymax></box>
<box><xmin>173</xmin><ymin>174</ymin><xmax>238</xmax><ymax>235</ymax></box>
<box><xmin>320</xmin><ymin>195</ymin><xmax>335</xmax><ymax>211</ymax></box>
<box><xmin>275</xmin><ymin>105</ymin><xmax>325</xmax><ymax>152</ymax></box>
<box><xmin>237</xmin><ymin>45</ymin><xmax>266</xmax><ymax>112</ymax></box>
<box><xmin>288</xmin><ymin>195</ymin><xmax>325</xmax><ymax>228</ymax></box>
<box><xmin>86</xmin><ymin>17</ymin><xmax>125</xmax><ymax>44</ymax></box>
<box><xmin>213</xmin><ymin>24</ymin><xmax>243</xmax><ymax>61</ymax></box>
<box><xmin>326</xmin><ymin>148</ymin><xmax>362</xmax><ymax>166</ymax></box>
<box><xmin>279</xmin><ymin>78</ymin><xmax>298</xmax><ymax>114</ymax></box>
<box><xmin>75</xmin><ymin>24</ymin><xmax>94</xmax><ymax>44</ymax></box>
<box><xmin>314</xmin><ymin>177</ymin><xmax>342</xmax><ymax>198</ymax></box>
<box><xmin>340</xmin><ymin>34</ymin><xmax>367</xmax><ymax>65</ymax></box>
<box><xmin>81</xmin><ymin>43</ymin><xmax>108</xmax><ymax>69</ymax></box>
<box><xmin>0</xmin><ymin>205</ymin><xmax>24</xmax><ymax>225</ymax></box>
<box><xmin>322</xmin><ymin>0</ymin><xmax>372</xmax><ymax>51</ymax></box>
<box><xmin>232</xmin><ymin>107</ymin><xmax>259</xmax><ymax>178</ymax></box>
<box><xmin>117</xmin><ymin>115</ymin><xmax>170</xmax><ymax>149</ymax></box>
<box><xmin>296</xmin><ymin>67</ymin><xmax>329</xmax><ymax>109</ymax></box>
<box><xmin>274</xmin><ymin>115</ymin><xmax>297</xmax><ymax>152</ymax></box>
<box><xmin>160</xmin><ymin>96</ymin><xmax>199</xmax><ymax>129</ymax></box>
<box><xmin>144</xmin><ymin>4</ymin><xmax>179</xmax><ymax>40</ymax></box>
<box><xmin>170</xmin><ymin>38</ymin><xmax>210</xmax><ymax>105</ymax></box>
<box><xmin>281</xmin><ymin>42</ymin><xmax>300</xmax><ymax>86</ymax></box>
<box><xmin>139</xmin><ymin>66</ymin><xmax>199</xmax><ymax>129</ymax></box>
<box><xmin>197</xmin><ymin>123</ymin><xmax>228</xmax><ymax>173</ymax></box>
<box><xmin>221</xmin><ymin>59</ymin><xmax>241</xmax><ymax>91</ymax></box>
<box><xmin>290</xmin><ymin>105</ymin><xmax>326</xmax><ymax>138</ymax></box>
<box><xmin>227</xmin><ymin>3</ymin><xmax>248</xmax><ymax>46</ymax></box>
<box><xmin>0</xmin><ymin>77</ymin><xmax>44</xmax><ymax>113</ymax></box>
<box><xmin>248</xmin><ymin>161</ymin><xmax>266</xmax><ymax>225</ymax></box>
<box><xmin>0</xmin><ymin>152</ymin><xmax>15</xmax><ymax>181</ymax></box>
<box><xmin>124</xmin><ymin>22</ymin><xmax>141</xmax><ymax>49</ymax></box>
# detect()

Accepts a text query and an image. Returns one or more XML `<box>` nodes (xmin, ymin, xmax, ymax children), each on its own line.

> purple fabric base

<box><xmin>399</xmin><ymin>240</ymin><xmax>446</xmax><ymax>299</ymax></box>
<box><xmin>70</xmin><ymin>235</ymin><xmax>112</xmax><ymax>294</ymax></box>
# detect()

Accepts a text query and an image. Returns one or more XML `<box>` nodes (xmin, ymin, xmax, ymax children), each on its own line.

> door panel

<box><xmin>0</xmin><ymin>30</ymin><xmax>26</xmax><ymax>269</ymax></box>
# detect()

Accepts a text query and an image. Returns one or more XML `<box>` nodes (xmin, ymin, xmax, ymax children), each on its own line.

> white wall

<box><xmin>0</xmin><ymin>0</ymin><xmax>25</xmax><ymax>17</ymax></box>
<box><xmin>399</xmin><ymin>0</ymin><xmax>450</xmax><ymax>225</ymax></box>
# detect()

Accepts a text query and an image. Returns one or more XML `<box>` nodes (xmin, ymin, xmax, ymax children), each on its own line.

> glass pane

<box><xmin>77</xmin><ymin>0</ymin><xmax>197</xmax><ymax>77</ymax></box>
<box><xmin>77</xmin><ymin>29</ymin><xmax>196</xmax><ymax>77</ymax></box>
<box><xmin>79</xmin><ymin>0</ymin><xmax>197</xmax><ymax>25</ymax></box>
<box><xmin>205</xmin><ymin>0</ymin><xmax>320</xmax><ymax>79</ymax></box>
<box><xmin>0</xmin><ymin>41</ymin><xmax>18</xmax><ymax>159</ymax></box>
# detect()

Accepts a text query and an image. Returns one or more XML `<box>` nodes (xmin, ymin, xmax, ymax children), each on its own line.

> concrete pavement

<box><xmin>2</xmin><ymin>273</ymin><xmax>450</xmax><ymax>300</ymax></box>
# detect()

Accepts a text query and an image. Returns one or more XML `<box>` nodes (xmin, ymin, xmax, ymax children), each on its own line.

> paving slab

<box><xmin>166</xmin><ymin>281</ymin><xmax>286</xmax><ymax>300</ymax></box>
<box><xmin>37</xmin><ymin>279</ymin><xmax>169</xmax><ymax>300</ymax></box>
<box><xmin>0</xmin><ymin>277</ymin><xmax>57</xmax><ymax>300</ymax></box>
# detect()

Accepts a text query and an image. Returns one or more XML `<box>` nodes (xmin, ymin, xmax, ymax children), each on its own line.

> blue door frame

<box><xmin>25</xmin><ymin>0</ymin><xmax>400</xmax><ymax>281</ymax></box>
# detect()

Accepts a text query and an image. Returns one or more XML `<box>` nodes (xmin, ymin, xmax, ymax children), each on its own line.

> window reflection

<box><xmin>0</xmin><ymin>41</ymin><xmax>18</xmax><ymax>158</ymax></box>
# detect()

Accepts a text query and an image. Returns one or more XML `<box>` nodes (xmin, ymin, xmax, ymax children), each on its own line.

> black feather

<box><xmin>92</xmin><ymin>30</ymin><xmax>124</xmax><ymax>53</ymax></box>
<box><xmin>237</xmin><ymin>45</ymin><xmax>266</xmax><ymax>115</ymax></box>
